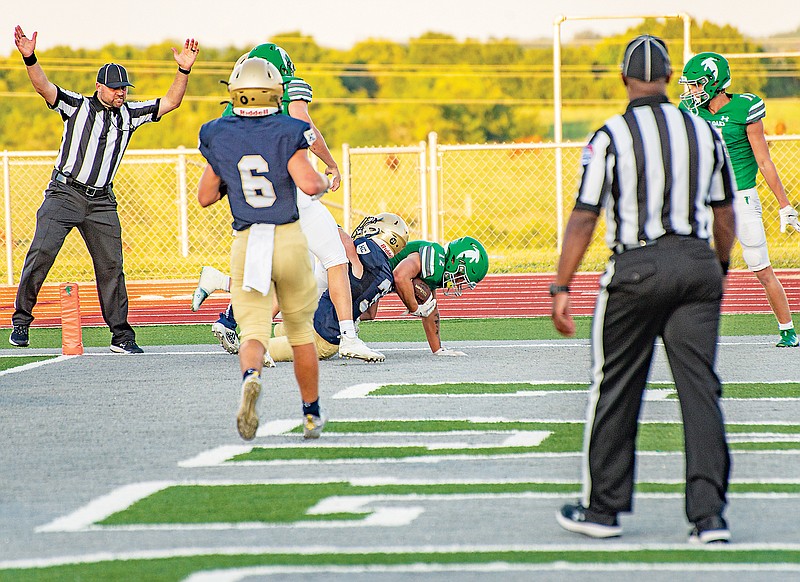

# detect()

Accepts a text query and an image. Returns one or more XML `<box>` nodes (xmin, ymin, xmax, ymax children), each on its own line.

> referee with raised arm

<box><xmin>10</xmin><ymin>25</ymin><xmax>198</xmax><ymax>353</ymax></box>
<box><xmin>550</xmin><ymin>35</ymin><xmax>737</xmax><ymax>544</ymax></box>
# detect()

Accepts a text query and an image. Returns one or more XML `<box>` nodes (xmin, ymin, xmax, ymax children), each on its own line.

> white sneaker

<box><xmin>237</xmin><ymin>372</ymin><xmax>261</xmax><ymax>441</ymax></box>
<box><xmin>191</xmin><ymin>266</ymin><xmax>230</xmax><ymax>311</ymax></box>
<box><xmin>338</xmin><ymin>335</ymin><xmax>385</xmax><ymax>362</ymax></box>
<box><xmin>212</xmin><ymin>321</ymin><xmax>240</xmax><ymax>354</ymax></box>
<box><xmin>263</xmin><ymin>350</ymin><xmax>276</xmax><ymax>368</ymax></box>
<box><xmin>303</xmin><ymin>413</ymin><xmax>326</xmax><ymax>439</ymax></box>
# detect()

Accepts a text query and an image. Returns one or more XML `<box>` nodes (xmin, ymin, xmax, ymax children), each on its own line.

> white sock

<box><xmin>778</xmin><ymin>321</ymin><xmax>795</xmax><ymax>331</ymax></box>
<box><xmin>339</xmin><ymin>320</ymin><xmax>357</xmax><ymax>339</ymax></box>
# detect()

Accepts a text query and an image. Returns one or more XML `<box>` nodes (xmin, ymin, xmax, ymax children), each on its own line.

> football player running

<box><xmin>193</xmin><ymin>43</ymin><xmax>383</xmax><ymax>361</ymax></box>
<box><xmin>680</xmin><ymin>52</ymin><xmax>800</xmax><ymax>347</ymax></box>
<box><xmin>196</xmin><ymin>58</ymin><xmax>329</xmax><ymax>440</ymax></box>
<box><xmin>375</xmin><ymin>235</ymin><xmax>489</xmax><ymax>356</ymax></box>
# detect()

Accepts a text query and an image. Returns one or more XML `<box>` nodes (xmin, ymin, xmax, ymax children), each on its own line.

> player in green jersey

<box><xmin>358</xmin><ymin>232</ymin><xmax>489</xmax><ymax>356</ymax></box>
<box><xmin>680</xmin><ymin>52</ymin><xmax>800</xmax><ymax>347</ymax></box>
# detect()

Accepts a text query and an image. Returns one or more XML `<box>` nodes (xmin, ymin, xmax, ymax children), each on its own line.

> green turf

<box><xmin>225</xmin><ymin>421</ymin><xmax>800</xmax><ymax>462</ymax></box>
<box><xmin>0</xmin><ymin>313</ymin><xmax>789</xmax><ymax>349</ymax></box>
<box><xmin>4</xmin><ymin>548</ymin><xmax>800</xmax><ymax>581</ymax></box>
<box><xmin>99</xmin><ymin>480</ymin><xmax>800</xmax><ymax>528</ymax></box>
<box><xmin>0</xmin><ymin>355</ymin><xmax>56</xmax><ymax>371</ymax></box>
<box><xmin>371</xmin><ymin>382</ymin><xmax>800</xmax><ymax>398</ymax></box>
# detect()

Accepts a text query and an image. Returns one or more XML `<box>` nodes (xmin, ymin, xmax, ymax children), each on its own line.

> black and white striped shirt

<box><xmin>575</xmin><ymin>94</ymin><xmax>735</xmax><ymax>248</ymax></box>
<box><xmin>49</xmin><ymin>86</ymin><xmax>161</xmax><ymax>188</ymax></box>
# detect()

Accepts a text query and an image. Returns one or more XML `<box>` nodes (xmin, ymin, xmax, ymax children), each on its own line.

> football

<box><xmin>412</xmin><ymin>277</ymin><xmax>432</xmax><ymax>303</ymax></box>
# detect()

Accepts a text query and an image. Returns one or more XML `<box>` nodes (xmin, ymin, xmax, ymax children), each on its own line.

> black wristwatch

<box><xmin>549</xmin><ymin>283</ymin><xmax>570</xmax><ymax>296</ymax></box>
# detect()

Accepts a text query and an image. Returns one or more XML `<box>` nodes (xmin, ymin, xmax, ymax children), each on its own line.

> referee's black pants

<box><xmin>583</xmin><ymin>235</ymin><xmax>730</xmax><ymax>525</ymax></box>
<box><xmin>12</xmin><ymin>182</ymin><xmax>135</xmax><ymax>345</ymax></box>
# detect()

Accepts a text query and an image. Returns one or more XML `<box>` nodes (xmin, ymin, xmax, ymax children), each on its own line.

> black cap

<box><xmin>621</xmin><ymin>35</ymin><xmax>671</xmax><ymax>82</ymax></box>
<box><xmin>96</xmin><ymin>63</ymin><xmax>134</xmax><ymax>89</ymax></box>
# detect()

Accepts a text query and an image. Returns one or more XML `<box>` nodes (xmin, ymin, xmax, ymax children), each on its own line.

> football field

<box><xmin>1</xmin><ymin>336</ymin><xmax>799</xmax><ymax>581</ymax></box>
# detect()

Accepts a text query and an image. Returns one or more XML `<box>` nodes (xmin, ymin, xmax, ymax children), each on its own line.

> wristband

<box><xmin>719</xmin><ymin>260</ymin><xmax>730</xmax><ymax>276</ymax></box>
<box><xmin>549</xmin><ymin>283</ymin><xmax>570</xmax><ymax>297</ymax></box>
<box><xmin>23</xmin><ymin>52</ymin><xmax>37</xmax><ymax>66</ymax></box>
<box><xmin>178</xmin><ymin>66</ymin><xmax>191</xmax><ymax>75</ymax></box>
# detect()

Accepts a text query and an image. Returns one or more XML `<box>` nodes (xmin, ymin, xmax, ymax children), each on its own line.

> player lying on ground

<box><xmin>362</xmin><ymin>235</ymin><xmax>490</xmax><ymax>357</ymax></box>
<box><xmin>192</xmin><ymin>213</ymin><xmax>409</xmax><ymax>363</ymax></box>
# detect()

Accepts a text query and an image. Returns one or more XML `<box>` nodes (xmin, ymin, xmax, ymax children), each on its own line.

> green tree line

<box><xmin>0</xmin><ymin>18</ymin><xmax>796</xmax><ymax>152</ymax></box>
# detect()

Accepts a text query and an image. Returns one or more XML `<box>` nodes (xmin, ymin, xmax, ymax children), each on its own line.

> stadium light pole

<box><xmin>552</xmin><ymin>13</ymin><xmax>692</xmax><ymax>253</ymax></box>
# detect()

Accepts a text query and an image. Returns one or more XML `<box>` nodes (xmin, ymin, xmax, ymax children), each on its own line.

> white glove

<box><xmin>779</xmin><ymin>205</ymin><xmax>800</xmax><ymax>233</ymax></box>
<box><xmin>434</xmin><ymin>347</ymin><xmax>467</xmax><ymax>356</ymax></box>
<box><xmin>407</xmin><ymin>295</ymin><xmax>437</xmax><ymax>318</ymax></box>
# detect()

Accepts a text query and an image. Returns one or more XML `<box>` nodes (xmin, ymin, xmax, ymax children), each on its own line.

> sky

<box><xmin>4</xmin><ymin>0</ymin><xmax>800</xmax><ymax>55</ymax></box>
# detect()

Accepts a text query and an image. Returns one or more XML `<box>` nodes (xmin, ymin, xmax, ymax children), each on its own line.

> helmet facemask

<box><xmin>443</xmin><ymin>236</ymin><xmax>489</xmax><ymax>297</ymax></box>
<box><xmin>679</xmin><ymin>76</ymin><xmax>712</xmax><ymax>115</ymax></box>
<box><xmin>443</xmin><ymin>262</ymin><xmax>474</xmax><ymax>297</ymax></box>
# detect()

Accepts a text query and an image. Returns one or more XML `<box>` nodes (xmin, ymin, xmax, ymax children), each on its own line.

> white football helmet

<box><xmin>352</xmin><ymin>212</ymin><xmax>410</xmax><ymax>257</ymax></box>
<box><xmin>228</xmin><ymin>58</ymin><xmax>283</xmax><ymax>117</ymax></box>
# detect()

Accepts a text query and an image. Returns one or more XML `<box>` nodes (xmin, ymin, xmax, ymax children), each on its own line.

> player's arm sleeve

<box><xmin>292</xmin><ymin>120</ymin><xmax>314</xmax><ymax>152</ymax></box>
<box><xmin>417</xmin><ymin>245</ymin><xmax>439</xmax><ymax>280</ymax></box>
<box><xmin>198</xmin><ymin>123</ymin><xmax>224</xmax><ymax>178</ymax></box>
<box><xmin>745</xmin><ymin>95</ymin><xmax>766</xmax><ymax>124</ymax></box>
<box><xmin>286</xmin><ymin>77</ymin><xmax>312</xmax><ymax>103</ymax></box>
<box><xmin>573</xmin><ymin>128</ymin><xmax>613</xmax><ymax>214</ymax></box>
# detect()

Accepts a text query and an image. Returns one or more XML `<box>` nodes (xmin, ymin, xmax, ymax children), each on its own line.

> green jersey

<box><xmin>389</xmin><ymin>240</ymin><xmax>446</xmax><ymax>290</ymax></box>
<box><xmin>680</xmin><ymin>93</ymin><xmax>766</xmax><ymax>190</ymax></box>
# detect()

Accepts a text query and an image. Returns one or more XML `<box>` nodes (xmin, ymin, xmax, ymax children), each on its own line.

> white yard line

<box><xmin>4</xmin><ymin>543</ymin><xmax>800</xmax><ymax>571</ymax></box>
<box><xmin>36</xmin><ymin>481</ymin><xmax>174</xmax><ymax>533</ymax></box>
<box><xmin>0</xmin><ymin>355</ymin><xmax>77</xmax><ymax>376</ymax></box>
<box><xmin>185</xmin><ymin>562</ymin><xmax>800</xmax><ymax>582</ymax></box>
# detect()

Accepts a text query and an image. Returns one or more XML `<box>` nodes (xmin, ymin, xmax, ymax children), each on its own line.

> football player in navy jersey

<box><xmin>268</xmin><ymin>226</ymin><xmax>402</xmax><ymax>361</ymax></box>
<box><xmin>197</xmin><ymin>57</ymin><xmax>330</xmax><ymax>441</ymax></box>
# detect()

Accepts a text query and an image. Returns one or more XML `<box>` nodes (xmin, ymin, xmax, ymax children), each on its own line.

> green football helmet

<box><xmin>351</xmin><ymin>212</ymin><xmax>410</xmax><ymax>258</ymax></box>
<box><xmin>679</xmin><ymin>52</ymin><xmax>731</xmax><ymax>114</ymax></box>
<box><xmin>247</xmin><ymin>43</ymin><xmax>296</xmax><ymax>78</ymax></box>
<box><xmin>443</xmin><ymin>236</ymin><xmax>489</xmax><ymax>296</ymax></box>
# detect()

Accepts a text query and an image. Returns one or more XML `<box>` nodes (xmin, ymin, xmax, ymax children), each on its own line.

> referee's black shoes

<box><xmin>110</xmin><ymin>340</ymin><xmax>144</xmax><ymax>354</ymax></box>
<box><xmin>556</xmin><ymin>503</ymin><xmax>622</xmax><ymax>538</ymax></box>
<box><xmin>688</xmin><ymin>514</ymin><xmax>731</xmax><ymax>544</ymax></box>
<box><xmin>9</xmin><ymin>325</ymin><xmax>29</xmax><ymax>347</ymax></box>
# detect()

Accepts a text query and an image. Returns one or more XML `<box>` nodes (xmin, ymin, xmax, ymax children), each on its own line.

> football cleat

<box><xmin>338</xmin><ymin>335</ymin><xmax>385</xmax><ymax>362</ymax></box>
<box><xmin>263</xmin><ymin>350</ymin><xmax>276</xmax><ymax>368</ymax></box>
<box><xmin>212</xmin><ymin>319</ymin><xmax>240</xmax><ymax>354</ymax></box>
<box><xmin>191</xmin><ymin>266</ymin><xmax>230</xmax><ymax>311</ymax></box>
<box><xmin>776</xmin><ymin>329</ymin><xmax>799</xmax><ymax>347</ymax></box>
<box><xmin>237</xmin><ymin>371</ymin><xmax>262</xmax><ymax>441</ymax></box>
<box><xmin>303</xmin><ymin>413</ymin><xmax>326</xmax><ymax>439</ymax></box>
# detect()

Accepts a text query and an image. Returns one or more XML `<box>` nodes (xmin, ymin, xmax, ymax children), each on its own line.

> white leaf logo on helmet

<box><xmin>700</xmin><ymin>57</ymin><xmax>718</xmax><ymax>80</ymax></box>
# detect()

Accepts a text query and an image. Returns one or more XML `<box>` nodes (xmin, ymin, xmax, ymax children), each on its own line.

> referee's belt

<box><xmin>51</xmin><ymin>170</ymin><xmax>110</xmax><ymax>197</ymax></box>
<box><xmin>612</xmin><ymin>239</ymin><xmax>658</xmax><ymax>254</ymax></box>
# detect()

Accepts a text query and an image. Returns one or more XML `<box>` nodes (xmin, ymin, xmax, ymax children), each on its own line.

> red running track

<box><xmin>2</xmin><ymin>270</ymin><xmax>800</xmax><ymax>327</ymax></box>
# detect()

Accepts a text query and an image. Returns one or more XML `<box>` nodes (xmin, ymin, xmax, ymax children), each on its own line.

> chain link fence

<box><xmin>3</xmin><ymin>135</ymin><xmax>800</xmax><ymax>284</ymax></box>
